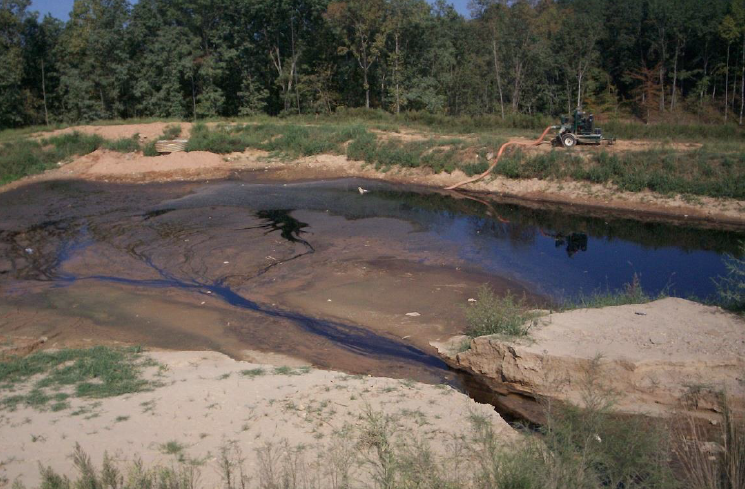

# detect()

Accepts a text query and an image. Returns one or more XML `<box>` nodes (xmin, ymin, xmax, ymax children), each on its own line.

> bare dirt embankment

<box><xmin>0</xmin><ymin>350</ymin><xmax>513</xmax><ymax>488</ymax></box>
<box><xmin>434</xmin><ymin>298</ymin><xmax>745</xmax><ymax>424</ymax></box>
<box><xmin>5</xmin><ymin>122</ymin><xmax>744</xmax><ymax>228</ymax></box>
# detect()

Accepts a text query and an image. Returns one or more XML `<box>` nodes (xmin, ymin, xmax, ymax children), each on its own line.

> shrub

<box><xmin>713</xmin><ymin>241</ymin><xmax>745</xmax><ymax>312</ymax></box>
<box><xmin>103</xmin><ymin>134</ymin><xmax>140</xmax><ymax>153</ymax></box>
<box><xmin>464</xmin><ymin>285</ymin><xmax>533</xmax><ymax>337</ymax></box>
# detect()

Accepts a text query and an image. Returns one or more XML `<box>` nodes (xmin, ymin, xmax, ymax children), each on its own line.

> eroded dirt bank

<box><xmin>0</xmin><ymin>350</ymin><xmax>514</xmax><ymax>488</ymax></box>
<box><xmin>434</xmin><ymin>298</ymin><xmax>745</xmax><ymax>424</ymax></box>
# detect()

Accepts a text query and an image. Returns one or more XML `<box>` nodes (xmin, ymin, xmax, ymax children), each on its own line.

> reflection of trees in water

<box><xmin>539</xmin><ymin>230</ymin><xmax>589</xmax><ymax>258</ymax></box>
<box><xmin>470</xmin><ymin>216</ymin><xmax>539</xmax><ymax>249</ymax></box>
<box><xmin>373</xmin><ymin>189</ymin><xmax>741</xmax><ymax>256</ymax></box>
<box><xmin>254</xmin><ymin>210</ymin><xmax>314</xmax><ymax>251</ymax></box>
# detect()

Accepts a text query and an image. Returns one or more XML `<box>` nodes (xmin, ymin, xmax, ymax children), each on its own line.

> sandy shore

<box><xmin>0</xmin><ymin>350</ymin><xmax>513</xmax><ymax>488</ymax></box>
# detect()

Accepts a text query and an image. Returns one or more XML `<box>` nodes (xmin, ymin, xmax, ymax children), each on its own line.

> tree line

<box><xmin>1</xmin><ymin>0</ymin><xmax>744</xmax><ymax>130</ymax></box>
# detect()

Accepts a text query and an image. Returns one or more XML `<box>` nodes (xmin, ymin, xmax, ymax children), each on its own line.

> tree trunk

<box><xmin>364</xmin><ymin>69</ymin><xmax>370</xmax><ymax>109</ymax></box>
<box><xmin>512</xmin><ymin>59</ymin><xmax>522</xmax><ymax>111</ymax></box>
<box><xmin>395</xmin><ymin>33</ymin><xmax>400</xmax><ymax>115</ymax></box>
<box><xmin>658</xmin><ymin>28</ymin><xmax>666</xmax><ymax>113</ymax></box>
<box><xmin>740</xmin><ymin>34</ymin><xmax>744</xmax><ymax>125</ymax></box>
<box><xmin>725</xmin><ymin>43</ymin><xmax>730</xmax><ymax>122</ymax></box>
<box><xmin>491</xmin><ymin>39</ymin><xmax>504</xmax><ymax>120</ymax></box>
<box><xmin>577</xmin><ymin>60</ymin><xmax>583</xmax><ymax>109</ymax></box>
<box><xmin>191</xmin><ymin>72</ymin><xmax>197</xmax><ymax>121</ymax></box>
<box><xmin>659</xmin><ymin>63</ymin><xmax>665</xmax><ymax>112</ymax></box>
<box><xmin>670</xmin><ymin>39</ymin><xmax>680</xmax><ymax>111</ymax></box>
<box><xmin>41</xmin><ymin>58</ymin><xmax>48</xmax><ymax>126</ymax></box>
<box><xmin>291</xmin><ymin>17</ymin><xmax>300</xmax><ymax>113</ymax></box>
<box><xmin>733</xmin><ymin>61</ymin><xmax>738</xmax><ymax>112</ymax></box>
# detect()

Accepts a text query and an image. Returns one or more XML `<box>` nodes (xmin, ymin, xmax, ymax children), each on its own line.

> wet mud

<box><xmin>0</xmin><ymin>177</ymin><xmax>743</xmax><ymax>389</ymax></box>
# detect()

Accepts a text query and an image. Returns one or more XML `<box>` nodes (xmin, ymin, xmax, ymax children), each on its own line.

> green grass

<box><xmin>273</xmin><ymin>366</ymin><xmax>311</xmax><ymax>376</ymax></box>
<box><xmin>187</xmin><ymin>119</ymin><xmax>743</xmax><ymax>199</ymax></box>
<box><xmin>0</xmin><ymin>346</ymin><xmax>157</xmax><ymax>411</ymax></box>
<box><xmin>492</xmin><ymin>147</ymin><xmax>745</xmax><ymax>199</ymax></box>
<box><xmin>464</xmin><ymin>285</ymin><xmax>536</xmax><ymax>338</ymax></box>
<box><xmin>0</xmin><ymin>131</ymin><xmax>139</xmax><ymax>185</ymax></box>
<box><xmin>186</xmin><ymin>122</ymin><xmax>367</xmax><ymax>158</ymax></box>
<box><xmin>163</xmin><ymin>124</ymin><xmax>182</xmax><ymax>139</ymax></box>
<box><xmin>240</xmin><ymin>368</ymin><xmax>266</xmax><ymax>378</ymax></box>
<box><xmin>1</xmin><ymin>114</ymin><xmax>742</xmax><ymax>200</ymax></box>
<box><xmin>561</xmin><ymin>274</ymin><xmax>659</xmax><ymax>310</ymax></box>
<box><xmin>102</xmin><ymin>134</ymin><xmax>141</xmax><ymax>153</ymax></box>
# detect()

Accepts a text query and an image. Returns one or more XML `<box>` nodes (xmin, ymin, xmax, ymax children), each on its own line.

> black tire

<box><xmin>561</xmin><ymin>133</ymin><xmax>577</xmax><ymax>148</ymax></box>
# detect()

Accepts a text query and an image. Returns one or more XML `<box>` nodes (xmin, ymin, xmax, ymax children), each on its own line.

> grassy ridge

<box><xmin>0</xmin><ymin>118</ymin><xmax>743</xmax><ymax>200</ymax></box>
<box><xmin>188</xmin><ymin>123</ymin><xmax>745</xmax><ymax>199</ymax></box>
<box><xmin>0</xmin><ymin>132</ymin><xmax>141</xmax><ymax>185</ymax></box>
<box><xmin>495</xmin><ymin>147</ymin><xmax>745</xmax><ymax>199</ymax></box>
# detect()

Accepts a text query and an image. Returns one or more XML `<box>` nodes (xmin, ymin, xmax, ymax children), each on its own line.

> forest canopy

<box><xmin>1</xmin><ymin>0</ymin><xmax>744</xmax><ymax>129</ymax></box>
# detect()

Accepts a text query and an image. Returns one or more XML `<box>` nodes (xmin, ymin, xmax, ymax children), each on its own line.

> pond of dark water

<box><xmin>166</xmin><ymin>178</ymin><xmax>742</xmax><ymax>301</ymax></box>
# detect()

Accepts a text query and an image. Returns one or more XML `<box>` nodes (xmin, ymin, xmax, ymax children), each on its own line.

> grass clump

<box><xmin>561</xmin><ymin>274</ymin><xmax>656</xmax><ymax>310</ymax></box>
<box><xmin>102</xmin><ymin>134</ymin><xmax>141</xmax><ymax>153</ymax></box>
<box><xmin>273</xmin><ymin>366</ymin><xmax>311</xmax><ymax>376</ymax></box>
<box><xmin>713</xmin><ymin>241</ymin><xmax>745</xmax><ymax>312</ymax></box>
<box><xmin>163</xmin><ymin>124</ymin><xmax>182</xmax><ymax>139</ymax></box>
<box><xmin>464</xmin><ymin>285</ymin><xmax>534</xmax><ymax>338</ymax></box>
<box><xmin>23</xmin><ymin>444</ymin><xmax>199</xmax><ymax>489</ymax></box>
<box><xmin>675</xmin><ymin>394</ymin><xmax>745</xmax><ymax>489</ymax></box>
<box><xmin>240</xmin><ymin>368</ymin><xmax>265</xmax><ymax>378</ymax></box>
<box><xmin>0</xmin><ymin>346</ymin><xmax>156</xmax><ymax>411</ymax></box>
<box><xmin>160</xmin><ymin>440</ymin><xmax>187</xmax><ymax>456</ymax></box>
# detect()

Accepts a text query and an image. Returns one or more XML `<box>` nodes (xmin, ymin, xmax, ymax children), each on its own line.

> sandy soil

<box><xmin>33</xmin><ymin>122</ymin><xmax>195</xmax><ymax>143</ymax></box>
<box><xmin>0</xmin><ymin>350</ymin><xmax>514</xmax><ymax>488</ymax></box>
<box><xmin>435</xmin><ymin>298</ymin><xmax>745</xmax><ymax>421</ymax></box>
<box><xmin>4</xmin><ymin>122</ymin><xmax>742</xmax><ymax>228</ymax></box>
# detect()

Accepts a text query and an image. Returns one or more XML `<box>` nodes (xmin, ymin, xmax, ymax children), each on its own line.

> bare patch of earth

<box><xmin>0</xmin><ymin>350</ymin><xmax>514</xmax><ymax>488</ymax></box>
<box><xmin>435</xmin><ymin>298</ymin><xmax>745</xmax><ymax>423</ymax></box>
<box><xmin>32</xmin><ymin>122</ymin><xmax>195</xmax><ymax>142</ymax></box>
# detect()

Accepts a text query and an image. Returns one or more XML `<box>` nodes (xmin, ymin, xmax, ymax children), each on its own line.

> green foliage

<box><xmin>713</xmin><ymin>241</ymin><xmax>745</xmax><ymax>312</ymax></box>
<box><xmin>491</xmin><ymin>147</ymin><xmax>745</xmax><ymax>199</ymax></box>
<box><xmin>0</xmin><ymin>132</ymin><xmax>104</xmax><ymax>184</ymax></box>
<box><xmin>0</xmin><ymin>346</ymin><xmax>156</xmax><ymax>411</ymax></box>
<box><xmin>4</xmin><ymin>0</ymin><xmax>745</xmax><ymax>129</ymax></box>
<box><xmin>464</xmin><ymin>285</ymin><xmax>534</xmax><ymax>338</ymax></box>
<box><xmin>163</xmin><ymin>124</ymin><xmax>182</xmax><ymax>139</ymax></box>
<box><xmin>102</xmin><ymin>134</ymin><xmax>141</xmax><ymax>152</ymax></box>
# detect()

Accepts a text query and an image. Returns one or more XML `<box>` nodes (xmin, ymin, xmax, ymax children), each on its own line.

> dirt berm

<box><xmin>433</xmin><ymin>298</ymin><xmax>745</xmax><ymax>424</ymax></box>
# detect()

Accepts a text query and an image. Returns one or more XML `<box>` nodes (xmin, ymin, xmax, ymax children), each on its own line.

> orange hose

<box><xmin>445</xmin><ymin>125</ymin><xmax>555</xmax><ymax>191</ymax></box>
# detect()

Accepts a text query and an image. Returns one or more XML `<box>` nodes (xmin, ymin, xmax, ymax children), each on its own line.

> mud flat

<box><xmin>0</xmin><ymin>350</ymin><xmax>513</xmax><ymax>488</ymax></box>
<box><xmin>434</xmin><ymin>298</ymin><xmax>745</xmax><ymax>424</ymax></box>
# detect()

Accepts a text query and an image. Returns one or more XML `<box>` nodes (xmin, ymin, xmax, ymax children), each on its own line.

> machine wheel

<box><xmin>561</xmin><ymin>133</ymin><xmax>577</xmax><ymax>148</ymax></box>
